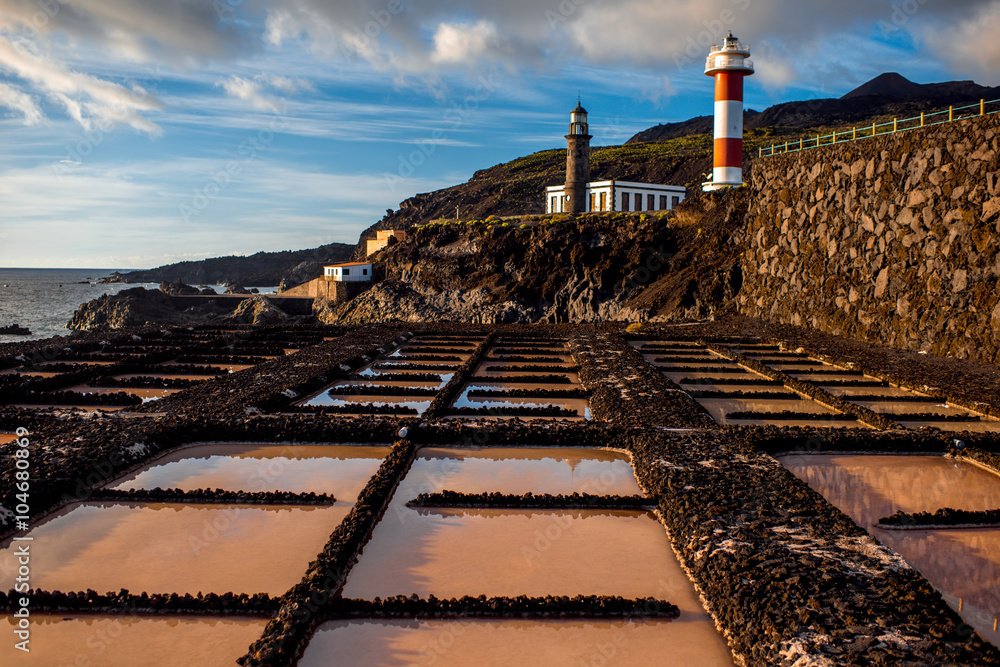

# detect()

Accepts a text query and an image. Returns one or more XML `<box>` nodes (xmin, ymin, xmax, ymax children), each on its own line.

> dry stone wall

<box><xmin>740</xmin><ymin>114</ymin><xmax>1000</xmax><ymax>363</ymax></box>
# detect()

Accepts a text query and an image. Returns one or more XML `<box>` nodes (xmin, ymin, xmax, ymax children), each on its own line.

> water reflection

<box><xmin>409</xmin><ymin>448</ymin><xmax>641</xmax><ymax>497</ymax></box>
<box><xmin>0</xmin><ymin>502</ymin><xmax>348</xmax><ymax>596</ymax></box>
<box><xmin>343</xmin><ymin>508</ymin><xmax>693</xmax><ymax>600</ymax></box>
<box><xmin>299</xmin><ymin>618</ymin><xmax>734</xmax><ymax>667</ymax></box>
<box><xmin>109</xmin><ymin>443</ymin><xmax>389</xmax><ymax>500</ymax></box>
<box><xmin>779</xmin><ymin>454</ymin><xmax>1000</xmax><ymax>646</ymax></box>
<box><xmin>0</xmin><ymin>614</ymin><xmax>267</xmax><ymax>666</ymax></box>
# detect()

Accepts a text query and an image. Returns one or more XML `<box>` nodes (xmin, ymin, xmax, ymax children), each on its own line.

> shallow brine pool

<box><xmin>0</xmin><ymin>614</ymin><xmax>267</xmax><ymax>666</ymax></box>
<box><xmin>0</xmin><ymin>502</ymin><xmax>348</xmax><ymax>596</ymax></box>
<box><xmin>109</xmin><ymin>443</ymin><xmax>390</xmax><ymax>499</ymax></box>
<box><xmin>779</xmin><ymin>454</ymin><xmax>1000</xmax><ymax>647</ymax></box>
<box><xmin>298</xmin><ymin>618</ymin><xmax>734</xmax><ymax>667</ymax></box>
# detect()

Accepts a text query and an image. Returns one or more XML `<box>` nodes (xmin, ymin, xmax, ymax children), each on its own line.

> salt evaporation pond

<box><xmin>0</xmin><ymin>502</ymin><xmax>348</xmax><ymax>596</ymax></box>
<box><xmin>779</xmin><ymin>454</ymin><xmax>1000</xmax><ymax>646</ymax></box>
<box><xmin>336</xmin><ymin>449</ymin><xmax>733</xmax><ymax>662</ymax></box>
<box><xmin>302</xmin><ymin>392</ymin><xmax>433</xmax><ymax>415</ymax></box>
<box><xmin>0</xmin><ymin>614</ymin><xmax>266</xmax><ymax>666</ymax></box>
<box><xmin>299</xmin><ymin>618</ymin><xmax>734</xmax><ymax>666</ymax></box>
<box><xmin>410</xmin><ymin>448</ymin><xmax>641</xmax><ymax>496</ymax></box>
<box><xmin>343</xmin><ymin>508</ymin><xmax>697</xmax><ymax>600</ymax></box>
<box><xmin>110</xmin><ymin>443</ymin><xmax>390</xmax><ymax>500</ymax></box>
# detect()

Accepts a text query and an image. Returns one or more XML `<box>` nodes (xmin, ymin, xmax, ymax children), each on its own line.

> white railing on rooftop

<box><xmin>711</xmin><ymin>40</ymin><xmax>750</xmax><ymax>53</ymax></box>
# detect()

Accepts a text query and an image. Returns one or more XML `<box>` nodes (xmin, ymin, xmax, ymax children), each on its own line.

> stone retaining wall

<box><xmin>740</xmin><ymin>114</ymin><xmax>1000</xmax><ymax>363</ymax></box>
<box><xmin>277</xmin><ymin>277</ymin><xmax>370</xmax><ymax>303</ymax></box>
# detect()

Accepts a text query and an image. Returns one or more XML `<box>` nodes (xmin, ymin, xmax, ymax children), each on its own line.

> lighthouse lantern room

<box><xmin>703</xmin><ymin>32</ymin><xmax>754</xmax><ymax>191</ymax></box>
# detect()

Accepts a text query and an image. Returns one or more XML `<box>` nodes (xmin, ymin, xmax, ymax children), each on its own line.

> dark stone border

<box><xmin>407</xmin><ymin>490</ymin><xmax>651</xmax><ymax>509</ymax></box>
<box><xmin>239</xmin><ymin>439</ymin><xmax>417</xmax><ymax>665</ymax></box>
<box><xmin>879</xmin><ymin>508</ymin><xmax>1000</xmax><ymax>529</ymax></box>
<box><xmin>627</xmin><ymin>429</ymin><xmax>1000</xmax><ymax>665</ymax></box>
<box><xmin>570</xmin><ymin>332</ymin><xmax>715</xmax><ymax>429</ymax></box>
<box><xmin>422</xmin><ymin>335</ymin><xmax>496</xmax><ymax>420</ymax></box>
<box><xmin>90</xmin><ymin>488</ymin><xmax>337</xmax><ymax>506</ymax></box>
<box><xmin>0</xmin><ymin>589</ymin><xmax>280</xmax><ymax>616</ymax></box>
<box><xmin>705</xmin><ymin>342</ymin><xmax>901</xmax><ymax>430</ymax></box>
<box><xmin>319</xmin><ymin>595</ymin><xmax>679</xmax><ymax>619</ymax></box>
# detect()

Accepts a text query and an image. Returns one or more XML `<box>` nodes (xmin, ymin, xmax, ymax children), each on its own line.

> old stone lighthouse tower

<box><xmin>565</xmin><ymin>100</ymin><xmax>592</xmax><ymax>214</ymax></box>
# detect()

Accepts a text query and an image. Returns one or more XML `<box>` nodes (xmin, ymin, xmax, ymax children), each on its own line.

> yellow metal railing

<box><xmin>759</xmin><ymin>98</ymin><xmax>1000</xmax><ymax>158</ymax></box>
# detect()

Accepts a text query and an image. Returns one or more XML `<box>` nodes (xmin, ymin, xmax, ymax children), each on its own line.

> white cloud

<box><xmin>750</xmin><ymin>40</ymin><xmax>797</xmax><ymax>90</ymax></box>
<box><xmin>219</xmin><ymin>75</ymin><xmax>284</xmax><ymax>113</ymax></box>
<box><xmin>0</xmin><ymin>0</ymin><xmax>246</xmax><ymax>66</ymax></box>
<box><xmin>922</xmin><ymin>2</ymin><xmax>1000</xmax><ymax>85</ymax></box>
<box><xmin>0</xmin><ymin>35</ymin><xmax>163</xmax><ymax>134</ymax></box>
<box><xmin>218</xmin><ymin>73</ymin><xmax>313</xmax><ymax>113</ymax></box>
<box><xmin>431</xmin><ymin>20</ymin><xmax>504</xmax><ymax>64</ymax></box>
<box><xmin>0</xmin><ymin>0</ymin><xmax>997</xmax><ymax>129</ymax></box>
<box><xmin>0</xmin><ymin>80</ymin><xmax>41</xmax><ymax>124</ymax></box>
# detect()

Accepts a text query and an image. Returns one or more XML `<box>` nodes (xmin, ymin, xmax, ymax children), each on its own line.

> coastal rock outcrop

<box><xmin>159</xmin><ymin>280</ymin><xmax>201</xmax><ymax>295</ymax></box>
<box><xmin>230</xmin><ymin>295</ymin><xmax>288</xmax><ymax>326</ymax></box>
<box><xmin>67</xmin><ymin>287</ymin><xmax>230</xmax><ymax>331</ymax></box>
<box><xmin>0</xmin><ymin>324</ymin><xmax>31</xmax><ymax>335</ymax></box>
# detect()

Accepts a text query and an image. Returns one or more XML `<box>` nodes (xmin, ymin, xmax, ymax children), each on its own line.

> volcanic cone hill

<box><xmin>630</xmin><ymin>72</ymin><xmax>1000</xmax><ymax>143</ymax></box>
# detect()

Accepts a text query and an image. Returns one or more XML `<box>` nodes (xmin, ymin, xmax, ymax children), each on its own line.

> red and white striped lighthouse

<box><xmin>703</xmin><ymin>32</ymin><xmax>754</xmax><ymax>191</ymax></box>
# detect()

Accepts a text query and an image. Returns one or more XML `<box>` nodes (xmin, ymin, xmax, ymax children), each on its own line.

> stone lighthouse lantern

<box><xmin>565</xmin><ymin>100</ymin><xmax>592</xmax><ymax>214</ymax></box>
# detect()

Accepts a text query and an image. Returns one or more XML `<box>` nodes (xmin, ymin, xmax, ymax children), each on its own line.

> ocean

<box><xmin>0</xmin><ymin>269</ymin><xmax>278</xmax><ymax>343</ymax></box>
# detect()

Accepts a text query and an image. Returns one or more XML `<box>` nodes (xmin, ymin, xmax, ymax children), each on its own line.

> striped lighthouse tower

<box><xmin>703</xmin><ymin>32</ymin><xmax>754</xmax><ymax>191</ymax></box>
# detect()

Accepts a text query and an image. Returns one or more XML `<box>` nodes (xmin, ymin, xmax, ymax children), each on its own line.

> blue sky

<box><xmin>0</xmin><ymin>0</ymin><xmax>997</xmax><ymax>268</ymax></box>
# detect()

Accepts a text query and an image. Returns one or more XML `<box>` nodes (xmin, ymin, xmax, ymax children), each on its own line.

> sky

<box><xmin>1</xmin><ymin>0</ymin><xmax>999</xmax><ymax>268</ymax></box>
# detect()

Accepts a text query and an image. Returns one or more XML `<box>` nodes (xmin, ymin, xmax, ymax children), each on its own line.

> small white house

<box><xmin>545</xmin><ymin>180</ymin><xmax>686</xmax><ymax>214</ymax></box>
<box><xmin>324</xmin><ymin>262</ymin><xmax>373</xmax><ymax>282</ymax></box>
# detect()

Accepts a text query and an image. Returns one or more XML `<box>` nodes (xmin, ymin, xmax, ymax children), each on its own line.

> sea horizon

<box><xmin>0</xmin><ymin>267</ymin><xmax>145</xmax><ymax>272</ymax></box>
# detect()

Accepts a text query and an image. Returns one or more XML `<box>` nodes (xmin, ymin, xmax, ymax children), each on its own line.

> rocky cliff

<box><xmin>320</xmin><ymin>191</ymin><xmax>746</xmax><ymax>325</ymax></box>
<box><xmin>348</xmin><ymin>137</ymin><xmax>741</xmax><ymax>262</ymax></box>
